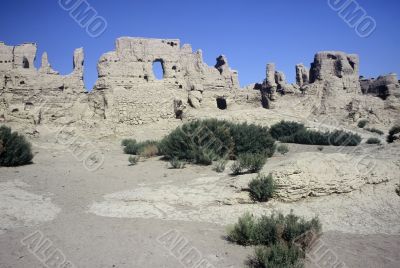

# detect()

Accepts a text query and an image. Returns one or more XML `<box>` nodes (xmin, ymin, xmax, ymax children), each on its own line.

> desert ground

<box><xmin>1</xmin><ymin>121</ymin><xmax>399</xmax><ymax>268</ymax></box>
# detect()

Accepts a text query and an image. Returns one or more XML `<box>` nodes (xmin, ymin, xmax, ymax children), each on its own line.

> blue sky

<box><xmin>1</xmin><ymin>0</ymin><xmax>399</xmax><ymax>89</ymax></box>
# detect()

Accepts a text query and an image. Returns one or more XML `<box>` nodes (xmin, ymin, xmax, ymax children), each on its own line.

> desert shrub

<box><xmin>270</xmin><ymin>121</ymin><xmax>361</xmax><ymax>146</ymax></box>
<box><xmin>277</xmin><ymin>144</ymin><xmax>289</xmax><ymax>155</ymax></box>
<box><xmin>123</xmin><ymin>139</ymin><xmax>160</xmax><ymax>156</ymax></box>
<box><xmin>357</xmin><ymin>119</ymin><xmax>368</xmax><ymax>128</ymax></box>
<box><xmin>159</xmin><ymin>119</ymin><xmax>276</xmax><ymax>165</ymax></box>
<box><xmin>238</xmin><ymin>153</ymin><xmax>268</xmax><ymax>173</ymax></box>
<box><xmin>128</xmin><ymin>156</ymin><xmax>140</xmax><ymax>166</ymax></box>
<box><xmin>269</xmin><ymin>121</ymin><xmax>305</xmax><ymax>140</ymax></box>
<box><xmin>121</xmin><ymin>139</ymin><xmax>136</xmax><ymax>147</ymax></box>
<box><xmin>365</xmin><ymin>128</ymin><xmax>384</xmax><ymax>135</ymax></box>
<box><xmin>248</xmin><ymin>174</ymin><xmax>276</xmax><ymax>202</ymax></box>
<box><xmin>0</xmin><ymin>125</ymin><xmax>33</xmax><ymax>167</ymax></box>
<box><xmin>366</xmin><ymin>137</ymin><xmax>381</xmax><ymax>145</ymax></box>
<box><xmin>396</xmin><ymin>185</ymin><xmax>400</xmax><ymax>196</ymax></box>
<box><xmin>169</xmin><ymin>157</ymin><xmax>186</xmax><ymax>169</ymax></box>
<box><xmin>249</xmin><ymin>244</ymin><xmax>304</xmax><ymax>268</ymax></box>
<box><xmin>213</xmin><ymin>159</ymin><xmax>227</xmax><ymax>173</ymax></box>
<box><xmin>228</xmin><ymin>212</ymin><xmax>321</xmax><ymax>247</ymax></box>
<box><xmin>387</xmin><ymin>125</ymin><xmax>400</xmax><ymax>143</ymax></box>
<box><xmin>230</xmin><ymin>161</ymin><xmax>243</xmax><ymax>175</ymax></box>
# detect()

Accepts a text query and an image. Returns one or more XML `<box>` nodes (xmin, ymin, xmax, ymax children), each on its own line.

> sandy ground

<box><xmin>0</xmin><ymin>140</ymin><xmax>399</xmax><ymax>268</ymax></box>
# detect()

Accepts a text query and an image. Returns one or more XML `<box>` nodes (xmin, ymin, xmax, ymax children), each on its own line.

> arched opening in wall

<box><xmin>22</xmin><ymin>57</ymin><xmax>29</xmax><ymax>69</ymax></box>
<box><xmin>216</xmin><ymin>97</ymin><xmax>227</xmax><ymax>110</ymax></box>
<box><xmin>152</xmin><ymin>60</ymin><xmax>164</xmax><ymax>80</ymax></box>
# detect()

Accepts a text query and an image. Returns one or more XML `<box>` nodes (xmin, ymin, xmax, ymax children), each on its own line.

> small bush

<box><xmin>387</xmin><ymin>125</ymin><xmax>400</xmax><ymax>143</ymax></box>
<box><xmin>122</xmin><ymin>139</ymin><xmax>159</xmax><ymax>157</ymax></box>
<box><xmin>238</xmin><ymin>153</ymin><xmax>267</xmax><ymax>173</ymax></box>
<box><xmin>248</xmin><ymin>174</ymin><xmax>276</xmax><ymax>202</ymax></box>
<box><xmin>213</xmin><ymin>159</ymin><xmax>227</xmax><ymax>173</ymax></box>
<box><xmin>0</xmin><ymin>126</ymin><xmax>33</xmax><ymax>167</ymax></box>
<box><xmin>270</xmin><ymin>121</ymin><xmax>305</xmax><ymax>140</ymax></box>
<box><xmin>230</xmin><ymin>161</ymin><xmax>243</xmax><ymax>175</ymax></box>
<box><xmin>250</xmin><ymin>244</ymin><xmax>304</xmax><ymax>268</ymax></box>
<box><xmin>366</xmin><ymin>138</ymin><xmax>381</xmax><ymax>145</ymax></box>
<box><xmin>357</xmin><ymin>119</ymin><xmax>368</xmax><ymax>128</ymax></box>
<box><xmin>226</xmin><ymin>213</ymin><xmax>255</xmax><ymax>246</ymax></box>
<box><xmin>365</xmin><ymin>128</ymin><xmax>384</xmax><ymax>135</ymax></box>
<box><xmin>317</xmin><ymin>146</ymin><xmax>324</xmax><ymax>151</ymax></box>
<box><xmin>121</xmin><ymin>139</ymin><xmax>136</xmax><ymax>147</ymax></box>
<box><xmin>277</xmin><ymin>144</ymin><xmax>289</xmax><ymax>155</ymax></box>
<box><xmin>395</xmin><ymin>185</ymin><xmax>400</xmax><ymax>196</ymax></box>
<box><xmin>169</xmin><ymin>157</ymin><xmax>186</xmax><ymax>169</ymax></box>
<box><xmin>128</xmin><ymin>156</ymin><xmax>140</xmax><ymax>166</ymax></box>
<box><xmin>140</xmin><ymin>143</ymin><xmax>159</xmax><ymax>158</ymax></box>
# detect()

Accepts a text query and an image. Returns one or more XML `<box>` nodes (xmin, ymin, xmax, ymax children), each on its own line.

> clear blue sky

<box><xmin>1</xmin><ymin>0</ymin><xmax>399</xmax><ymax>89</ymax></box>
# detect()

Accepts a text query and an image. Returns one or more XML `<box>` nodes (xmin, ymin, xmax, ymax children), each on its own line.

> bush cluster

<box><xmin>366</xmin><ymin>137</ymin><xmax>381</xmax><ymax>145</ymax></box>
<box><xmin>248</xmin><ymin>174</ymin><xmax>276</xmax><ymax>202</ymax></box>
<box><xmin>231</xmin><ymin>153</ymin><xmax>268</xmax><ymax>175</ymax></box>
<box><xmin>227</xmin><ymin>212</ymin><xmax>321</xmax><ymax>268</ymax></box>
<box><xmin>159</xmin><ymin>119</ymin><xmax>276</xmax><ymax>165</ymax></box>
<box><xmin>357</xmin><ymin>119</ymin><xmax>368</xmax><ymax>128</ymax></box>
<box><xmin>387</xmin><ymin>125</ymin><xmax>400</xmax><ymax>143</ymax></box>
<box><xmin>365</xmin><ymin>128</ymin><xmax>384</xmax><ymax>135</ymax></box>
<box><xmin>122</xmin><ymin>139</ymin><xmax>160</xmax><ymax>158</ymax></box>
<box><xmin>169</xmin><ymin>157</ymin><xmax>186</xmax><ymax>169</ymax></box>
<box><xmin>0</xmin><ymin>126</ymin><xmax>33</xmax><ymax>167</ymax></box>
<box><xmin>128</xmin><ymin>156</ymin><xmax>140</xmax><ymax>166</ymax></box>
<box><xmin>270</xmin><ymin>121</ymin><xmax>361</xmax><ymax>146</ymax></box>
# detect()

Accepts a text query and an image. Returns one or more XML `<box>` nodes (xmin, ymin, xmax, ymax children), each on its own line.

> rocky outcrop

<box><xmin>360</xmin><ymin>73</ymin><xmax>400</xmax><ymax>99</ymax></box>
<box><xmin>295</xmin><ymin>64</ymin><xmax>309</xmax><ymax>87</ymax></box>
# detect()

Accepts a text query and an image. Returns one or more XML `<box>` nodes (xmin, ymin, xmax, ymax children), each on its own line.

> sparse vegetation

<box><xmin>270</xmin><ymin>121</ymin><xmax>361</xmax><ymax>146</ymax></box>
<box><xmin>277</xmin><ymin>144</ymin><xmax>289</xmax><ymax>155</ymax></box>
<box><xmin>366</xmin><ymin>137</ymin><xmax>381</xmax><ymax>145</ymax></box>
<box><xmin>227</xmin><ymin>212</ymin><xmax>322</xmax><ymax>268</ymax></box>
<box><xmin>159</xmin><ymin>119</ymin><xmax>276</xmax><ymax>165</ymax></box>
<box><xmin>231</xmin><ymin>153</ymin><xmax>267</xmax><ymax>175</ymax></box>
<box><xmin>230</xmin><ymin>161</ymin><xmax>243</xmax><ymax>175</ymax></box>
<box><xmin>213</xmin><ymin>159</ymin><xmax>227</xmax><ymax>173</ymax></box>
<box><xmin>128</xmin><ymin>155</ymin><xmax>140</xmax><ymax>166</ymax></box>
<box><xmin>357</xmin><ymin>119</ymin><xmax>368</xmax><ymax>128</ymax></box>
<box><xmin>387</xmin><ymin>125</ymin><xmax>400</xmax><ymax>143</ymax></box>
<box><xmin>0</xmin><ymin>125</ymin><xmax>33</xmax><ymax>167</ymax></box>
<box><xmin>122</xmin><ymin>139</ymin><xmax>160</xmax><ymax>157</ymax></box>
<box><xmin>248</xmin><ymin>174</ymin><xmax>276</xmax><ymax>202</ymax></box>
<box><xmin>365</xmin><ymin>128</ymin><xmax>384</xmax><ymax>135</ymax></box>
<box><xmin>169</xmin><ymin>157</ymin><xmax>186</xmax><ymax>169</ymax></box>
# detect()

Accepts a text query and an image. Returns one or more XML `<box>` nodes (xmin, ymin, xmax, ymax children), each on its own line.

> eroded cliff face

<box><xmin>0</xmin><ymin>42</ymin><xmax>87</xmax><ymax>125</ymax></box>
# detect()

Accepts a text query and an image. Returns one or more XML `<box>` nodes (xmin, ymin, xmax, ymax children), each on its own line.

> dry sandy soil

<box><xmin>0</xmin><ymin>130</ymin><xmax>399</xmax><ymax>268</ymax></box>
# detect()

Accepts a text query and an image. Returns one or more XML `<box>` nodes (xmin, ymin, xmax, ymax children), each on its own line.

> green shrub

<box><xmin>365</xmin><ymin>128</ymin><xmax>384</xmax><ymax>135</ymax></box>
<box><xmin>366</xmin><ymin>138</ymin><xmax>381</xmax><ymax>145</ymax></box>
<box><xmin>357</xmin><ymin>119</ymin><xmax>368</xmax><ymax>128</ymax></box>
<box><xmin>228</xmin><ymin>212</ymin><xmax>321</xmax><ymax>247</ymax></box>
<box><xmin>121</xmin><ymin>139</ymin><xmax>136</xmax><ymax>147</ymax></box>
<box><xmin>270</xmin><ymin>121</ymin><xmax>306</xmax><ymax>140</ymax></box>
<box><xmin>249</xmin><ymin>244</ymin><xmax>304</xmax><ymax>268</ymax></box>
<box><xmin>213</xmin><ymin>159</ymin><xmax>227</xmax><ymax>173</ymax></box>
<box><xmin>248</xmin><ymin>174</ymin><xmax>276</xmax><ymax>202</ymax></box>
<box><xmin>169</xmin><ymin>157</ymin><xmax>186</xmax><ymax>169</ymax></box>
<box><xmin>122</xmin><ymin>139</ymin><xmax>160</xmax><ymax>156</ymax></box>
<box><xmin>230</xmin><ymin>161</ymin><xmax>243</xmax><ymax>175</ymax></box>
<box><xmin>277</xmin><ymin>144</ymin><xmax>289</xmax><ymax>155</ymax></box>
<box><xmin>0</xmin><ymin>126</ymin><xmax>33</xmax><ymax>167</ymax></box>
<box><xmin>159</xmin><ymin>119</ymin><xmax>276</xmax><ymax>165</ymax></box>
<box><xmin>387</xmin><ymin>125</ymin><xmax>400</xmax><ymax>143</ymax></box>
<box><xmin>238</xmin><ymin>153</ymin><xmax>267</xmax><ymax>173</ymax></box>
<box><xmin>128</xmin><ymin>156</ymin><xmax>140</xmax><ymax>166</ymax></box>
<box><xmin>270</xmin><ymin>121</ymin><xmax>361</xmax><ymax>146</ymax></box>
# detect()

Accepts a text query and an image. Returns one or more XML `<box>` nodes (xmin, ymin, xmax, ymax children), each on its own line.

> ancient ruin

<box><xmin>1</xmin><ymin>38</ymin><xmax>399</xmax><ymax>133</ymax></box>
